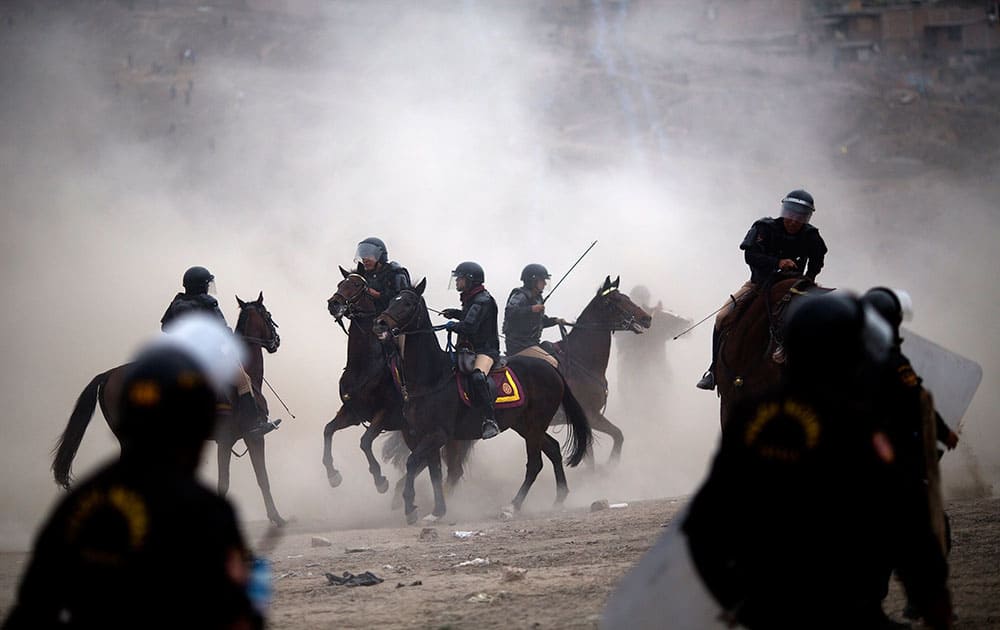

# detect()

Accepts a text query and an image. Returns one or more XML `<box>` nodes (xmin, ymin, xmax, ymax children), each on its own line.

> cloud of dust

<box><xmin>1</xmin><ymin>0</ymin><xmax>996</xmax><ymax>551</ymax></box>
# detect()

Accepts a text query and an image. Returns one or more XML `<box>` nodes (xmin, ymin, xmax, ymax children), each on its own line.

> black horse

<box><xmin>374</xmin><ymin>280</ymin><xmax>592</xmax><ymax>524</ymax></box>
<box><xmin>52</xmin><ymin>293</ymin><xmax>287</xmax><ymax>526</ymax></box>
<box><xmin>323</xmin><ymin>269</ymin><xmax>473</xmax><ymax>495</ymax></box>
<box><xmin>546</xmin><ymin>277</ymin><xmax>652</xmax><ymax>464</ymax></box>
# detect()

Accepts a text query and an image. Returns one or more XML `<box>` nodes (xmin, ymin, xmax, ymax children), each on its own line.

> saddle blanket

<box><xmin>457</xmin><ymin>367</ymin><xmax>525</xmax><ymax>409</ymax></box>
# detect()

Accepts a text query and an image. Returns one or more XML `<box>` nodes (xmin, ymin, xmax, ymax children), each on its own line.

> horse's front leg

<box><xmin>510</xmin><ymin>433</ymin><xmax>545</xmax><ymax>512</ymax></box>
<box><xmin>217</xmin><ymin>436</ymin><xmax>233</xmax><ymax>497</ymax></box>
<box><xmin>590</xmin><ymin>412</ymin><xmax>624</xmax><ymax>466</ymax></box>
<box><xmin>322</xmin><ymin>406</ymin><xmax>359</xmax><ymax>488</ymax></box>
<box><xmin>360</xmin><ymin>410</ymin><xmax>389</xmax><ymax>493</ymax></box>
<box><xmin>403</xmin><ymin>428</ymin><xmax>447</xmax><ymax>525</ymax></box>
<box><xmin>425</xmin><ymin>448</ymin><xmax>447</xmax><ymax>521</ymax></box>
<box><xmin>246</xmin><ymin>435</ymin><xmax>286</xmax><ymax>527</ymax></box>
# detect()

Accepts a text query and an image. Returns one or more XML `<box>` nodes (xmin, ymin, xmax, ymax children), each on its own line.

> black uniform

<box><xmin>740</xmin><ymin>217</ymin><xmax>828</xmax><ymax>284</ymax></box>
<box><xmin>160</xmin><ymin>293</ymin><xmax>227</xmax><ymax>330</ymax></box>
<box><xmin>683</xmin><ymin>386</ymin><xmax>949</xmax><ymax>629</ymax></box>
<box><xmin>3</xmin><ymin>459</ymin><xmax>261</xmax><ymax>630</ymax></box>
<box><xmin>502</xmin><ymin>287</ymin><xmax>558</xmax><ymax>355</ymax></box>
<box><xmin>359</xmin><ymin>261</ymin><xmax>411</xmax><ymax>314</ymax></box>
<box><xmin>451</xmin><ymin>286</ymin><xmax>500</xmax><ymax>361</ymax></box>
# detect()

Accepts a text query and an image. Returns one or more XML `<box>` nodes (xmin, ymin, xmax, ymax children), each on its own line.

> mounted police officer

<box><xmin>160</xmin><ymin>266</ymin><xmax>278</xmax><ymax>437</ymax></box>
<box><xmin>502</xmin><ymin>264</ymin><xmax>565</xmax><ymax>368</ymax></box>
<box><xmin>4</xmin><ymin>320</ymin><xmax>264</xmax><ymax>629</ymax></box>
<box><xmin>440</xmin><ymin>261</ymin><xmax>501</xmax><ymax>440</ymax></box>
<box><xmin>696</xmin><ymin>189</ymin><xmax>829</xmax><ymax>390</ymax></box>
<box><xmin>354</xmin><ymin>237</ymin><xmax>411</xmax><ymax>314</ymax></box>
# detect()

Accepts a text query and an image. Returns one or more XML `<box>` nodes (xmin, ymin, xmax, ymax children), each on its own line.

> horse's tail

<box><xmin>52</xmin><ymin>368</ymin><xmax>114</xmax><ymax>488</ymax></box>
<box><xmin>381</xmin><ymin>431</ymin><xmax>410</xmax><ymax>471</ymax></box>
<box><xmin>557</xmin><ymin>372</ymin><xmax>592</xmax><ymax>467</ymax></box>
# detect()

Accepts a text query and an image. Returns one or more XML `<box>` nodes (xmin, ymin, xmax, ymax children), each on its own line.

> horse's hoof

<box><xmin>375</xmin><ymin>477</ymin><xmax>389</xmax><ymax>494</ymax></box>
<box><xmin>498</xmin><ymin>505</ymin><xmax>516</xmax><ymax>521</ymax></box>
<box><xmin>328</xmin><ymin>470</ymin><xmax>343</xmax><ymax>488</ymax></box>
<box><xmin>422</xmin><ymin>513</ymin><xmax>441</xmax><ymax>523</ymax></box>
<box><xmin>269</xmin><ymin>514</ymin><xmax>288</xmax><ymax>527</ymax></box>
<box><xmin>405</xmin><ymin>510</ymin><xmax>419</xmax><ymax>526</ymax></box>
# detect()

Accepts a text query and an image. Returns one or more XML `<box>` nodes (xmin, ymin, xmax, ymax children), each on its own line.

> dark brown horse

<box><xmin>715</xmin><ymin>274</ymin><xmax>832</xmax><ymax>429</ymax></box>
<box><xmin>323</xmin><ymin>269</ymin><xmax>472</xmax><ymax>495</ymax></box>
<box><xmin>545</xmin><ymin>276</ymin><xmax>652</xmax><ymax>465</ymax></box>
<box><xmin>373</xmin><ymin>280</ymin><xmax>592</xmax><ymax>524</ymax></box>
<box><xmin>52</xmin><ymin>293</ymin><xmax>287</xmax><ymax>526</ymax></box>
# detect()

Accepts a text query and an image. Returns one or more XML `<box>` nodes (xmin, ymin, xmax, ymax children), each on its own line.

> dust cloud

<box><xmin>1</xmin><ymin>1</ymin><xmax>996</xmax><ymax>551</ymax></box>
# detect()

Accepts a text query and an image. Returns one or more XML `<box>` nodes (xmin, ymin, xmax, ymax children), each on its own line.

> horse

<box><xmin>373</xmin><ymin>279</ymin><xmax>592</xmax><ymax>524</ymax></box>
<box><xmin>714</xmin><ymin>274</ymin><xmax>832</xmax><ymax>430</ymax></box>
<box><xmin>544</xmin><ymin>276</ymin><xmax>652</xmax><ymax>465</ymax></box>
<box><xmin>323</xmin><ymin>268</ymin><xmax>473</xmax><ymax>495</ymax></box>
<box><xmin>52</xmin><ymin>292</ymin><xmax>287</xmax><ymax>526</ymax></box>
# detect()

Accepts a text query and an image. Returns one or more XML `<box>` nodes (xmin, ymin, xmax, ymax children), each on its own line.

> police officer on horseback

<box><xmin>502</xmin><ymin>264</ymin><xmax>564</xmax><ymax>368</ymax></box>
<box><xmin>160</xmin><ymin>266</ymin><xmax>279</xmax><ymax>437</ymax></box>
<box><xmin>354</xmin><ymin>237</ymin><xmax>411</xmax><ymax>314</ymax></box>
<box><xmin>696</xmin><ymin>189</ymin><xmax>829</xmax><ymax>390</ymax></box>
<box><xmin>440</xmin><ymin>261</ymin><xmax>501</xmax><ymax>440</ymax></box>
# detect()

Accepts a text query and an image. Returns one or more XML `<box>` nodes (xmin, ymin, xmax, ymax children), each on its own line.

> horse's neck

<box><xmin>565</xmin><ymin>301</ymin><xmax>612</xmax><ymax>371</ymax></box>
<box><xmin>242</xmin><ymin>343</ymin><xmax>264</xmax><ymax>388</ymax></box>
<box><xmin>401</xmin><ymin>313</ymin><xmax>450</xmax><ymax>386</ymax></box>
<box><xmin>346</xmin><ymin>318</ymin><xmax>380</xmax><ymax>371</ymax></box>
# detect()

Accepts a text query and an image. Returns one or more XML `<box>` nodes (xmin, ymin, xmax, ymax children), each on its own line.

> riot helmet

<box><xmin>182</xmin><ymin>266</ymin><xmax>215</xmax><ymax>295</ymax></box>
<box><xmin>780</xmin><ymin>189</ymin><xmax>815</xmax><ymax>224</ymax></box>
<box><xmin>355</xmin><ymin>237</ymin><xmax>388</xmax><ymax>267</ymax></box>
<box><xmin>861</xmin><ymin>287</ymin><xmax>913</xmax><ymax>338</ymax></box>
<box><xmin>783</xmin><ymin>292</ymin><xmax>892</xmax><ymax>382</ymax></box>
<box><xmin>451</xmin><ymin>261</ymin><xmax>485</xmax><ymax>288</ymax></box>
<box><xmin>521</xmin><ymin>264</ymin><xmax>550</xmax><ymax>288</ymax></box>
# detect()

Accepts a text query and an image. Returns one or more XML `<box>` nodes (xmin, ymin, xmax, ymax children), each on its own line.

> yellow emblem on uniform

<box><xmin>501</xmin><ymin>382</ymin><xmax>513</xmax><ymax>396</ymax></box>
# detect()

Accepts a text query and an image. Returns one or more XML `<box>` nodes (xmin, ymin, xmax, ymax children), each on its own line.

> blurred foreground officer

<box><xmin>603</xmin><ymin>293</ymin><xmax>952</xmax><ymax>630</ymax></box>
<box><xmin>4</xmin><ymin>316</ymin><xmax>264</xmax><ymax>630</ymax></box>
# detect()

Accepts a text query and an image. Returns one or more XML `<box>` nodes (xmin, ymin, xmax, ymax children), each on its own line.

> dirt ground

<box><xmin>4</xmin><ymin>495</ymin><xmax>993</xmax><ymax>629</ymax></box>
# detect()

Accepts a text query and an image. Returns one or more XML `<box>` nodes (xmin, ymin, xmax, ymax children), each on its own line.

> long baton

<box><xmin>672</xmin><ymin>303</ymin><xmax>728</xmax><ymax>340</ymax></box>
<box><xmin>262</xmin><ymin>376</ymin><xmax>296</xmax><ymax>419</ymax></box>
<box><xmin>543</xmin><ymin>240</ymin><xmax>598</xmax><ymax>304</ymax></box>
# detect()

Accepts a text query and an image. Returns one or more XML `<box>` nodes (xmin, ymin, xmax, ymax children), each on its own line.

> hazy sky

<box><xmin>1</xmin><ymin>0</ymin><xmax>997</xmax><ymax>550</ymax></box>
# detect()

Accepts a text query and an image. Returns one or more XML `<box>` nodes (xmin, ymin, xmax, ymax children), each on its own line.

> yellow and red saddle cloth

<box><xmin>457</xmin><ymin>367</ymin><xmax>525</xmax><ymax>409</ymax></box>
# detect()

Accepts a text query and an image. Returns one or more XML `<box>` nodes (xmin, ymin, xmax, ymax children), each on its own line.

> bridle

<box><xmin>237</xmin><ymin>302</ymin><xmax>280</xmax><ymax>353</ymax></box>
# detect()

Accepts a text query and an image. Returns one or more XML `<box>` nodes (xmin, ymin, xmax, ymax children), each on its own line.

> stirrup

<box><xmin>481</xmin><ymin>419</ymin><xmax>500</xmax><ymax>440</ymax></box>
<box><xmin>247</xmin><ymin>418</ymin><xmax>282</xmax><ymax>437</ymax></box>
<box><xmin>696</xmin><ymin>370</ymin><xmax>716</xmax><ymax>390</ymax></box>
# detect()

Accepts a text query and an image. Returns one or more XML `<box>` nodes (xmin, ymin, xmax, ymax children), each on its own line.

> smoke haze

<box><xmin>1</xmin><ymin>1</ymin><xmax>997</xmax><ymax>551</ymax></box>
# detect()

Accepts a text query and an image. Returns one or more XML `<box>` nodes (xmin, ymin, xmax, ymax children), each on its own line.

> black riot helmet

<box><xmin>118</xmin><ymin>345</ymin><xmax>218</xmax><ymax>455</ymax></box>
<box><xmin>783</xmin><ymin>292</ymin><xmax>892</xmax><ymax>385</ymax></box>
<box><xmin>355</xmin><ymin>237</ymin><xmax>388</xmax><ymax>265</ymax></box>
<box><xmin>780</xmin><ymin>189</ymin><xmax>815</xmax><ymax>224</ymax></box>
<box><xmin>520</xmin><ymin>264</ymin><xmax>550</xmax><ymax>287</ymax></box>
<box><xmin>182</xmin><ymin>266</ymin><xmax>214</xmax><ymax>295</ymax></box>
<box><xmin>861</xmin><ymin>287</ymin><xmax>913</xmax><ymax>337</ymax></box>
<box><xmin>452</xmin><ymin>261</ymin><xmax>485</xmax><ymax>286</ymax></box>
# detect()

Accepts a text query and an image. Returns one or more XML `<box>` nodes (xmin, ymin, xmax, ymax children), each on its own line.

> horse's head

<box><xmin>236</xmin><ymin>292</ymin><xmax>280</xmax><ymax>353</ymax></box>
<box><xmin>586</xmin><ymin>276</ymin><xmax>652</xmax><ymax>334</ymax></box>
<box><xmin>328</xmin><ymin>266</ymin><xmax>378</xmax><ymax>321</ymax></box>
<box><xmin>373</xmin><ymin>278</ymin><xmax>428</xmax><ymax>342</ymax></box>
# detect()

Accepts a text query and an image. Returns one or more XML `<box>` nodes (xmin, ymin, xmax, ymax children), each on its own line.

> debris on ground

<box><xmin>453</xmin><ymin>530</ymin><xmax>484</xmax><ymax>540</ymax></box>
<box><xmin>418</xmin><ymin>528</ymin><xmax>438</xmax><ymax>541</ymax></box>
<box><xmin>502</xmin><ymin>566</ymin><xmax>528</xmax><ymax>582</ymax></box>
<box><xmin>609</xmin><ymin>502</ymin><xmax>629</xmax><ymax>509</ymax></box>
<box><xmin>454</xmin><ymin>557</ymin><xmax>491</xmax><ymax>568</ymax></box>
<box><xmin>590</xmin><ymin>499</ymin><xmax>610</xmax><ymax>512</ymax></box>
<box><xmin>345</xmin><ymin>546</ymin><xmax>373</xmax><ymax>553</ymax></box>
<box><xmin>396</xmin><ymin>580</ymin><xmax>423</xmax><ymax>588</ymax></box>
<box><xmin>324</xmin><ymin>571</ymin><xmax>384</xmax><ymax>587</ymax></box>
<box><xmin>467</xmin><ymin>592</ymin><xmax>494</xmax><ymax>604</ymax></box>
<box><xmin>310</xmin><ymin>536</ymin><xmax>332</xmax><ymax>548</ymax></box>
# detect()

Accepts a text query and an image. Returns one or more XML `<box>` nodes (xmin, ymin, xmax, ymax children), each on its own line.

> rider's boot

<box><xmin>237</xmin><ymin>392</ymin><xmax>281</xmax><ymax>437</ymax></box>
<box><xmin>696</xmin><ymin>328</ymin><xmax>721</xmax><ymax>390</ymax></box>
<box><xmin>473</xmin><ymin>370</ymin><xmax>500</xmax><ymax>439</ymax></box>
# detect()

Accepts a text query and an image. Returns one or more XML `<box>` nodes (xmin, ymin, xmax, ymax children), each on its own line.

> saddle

<box><xmin>455</xmin><ymin>344</ymin><xmax>507</xmax><ymax>375</ymax></box>
<box><xmin>456</xmin><ymin>365</ymin><xmax>525</xmax><ymax>409</ymax></box>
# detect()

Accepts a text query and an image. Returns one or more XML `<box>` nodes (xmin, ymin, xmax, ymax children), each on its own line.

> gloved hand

<box><xmin>441</xmin><ymin>308</ymin><xmax>462</xmax><ymax>320</ymax></box>
<box><xmin>443</xmin><ymin>321</ymin><xmax>458</xmax><ymax>331</ymax></box>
